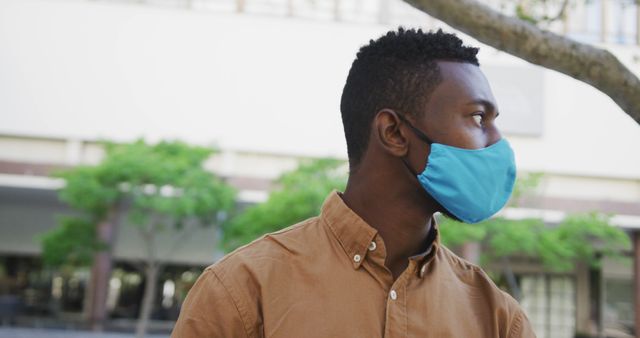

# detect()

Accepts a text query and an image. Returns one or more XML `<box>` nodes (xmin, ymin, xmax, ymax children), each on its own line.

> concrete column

<box><xmin>460</xmin><ymin>242</ymin><xmax>481</xmax><ymax>265</ymax></box>
<box><xmin>377</xmin><ymin>0</ymin><xmax>390</xmax><ymax>25</ymax></box>
<box><xmin>287</xmin><ymin>0</ymin><xmax>294</xmax><ymax>17</ymax></box>
<box><xmin>634</xmin><ymin>231</ymin><xmax>640</xmax><ymax>338</ymax></box>
<box><xmin>636</xmin><ymin>2</ymin><xmax>640</xmax><ymax>46</ymax></box>
<box><xmin>236</xmin><ymin>0</ymin><xmax>245</xmax><ymax>13</ymax></box>
<box><xmin>600</xmin><ymin>0</ymin><xmax>608</xmax><ymax>43</ymax></box>
<box><xmin>333</xmin><ymin>0</ymin><xmax>341</xmax><ymax>21</ymax></box>
<box><xmin>575</xmin><ymin>262</ymin><xmax>591</xmax><ymax>334</ymax></box>
<box><xmin>65</xmin><ymin>139</ymin><xmax>83</xmax><ymax>165</ymax></box>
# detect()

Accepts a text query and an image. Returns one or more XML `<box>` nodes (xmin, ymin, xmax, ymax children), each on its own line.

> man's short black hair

<box><xmin>340</xmin><ymin>28</ymin><xmax>480</xmax><ymax>169</ymax></box>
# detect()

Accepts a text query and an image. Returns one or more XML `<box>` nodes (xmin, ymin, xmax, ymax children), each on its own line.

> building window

<box><xmin>520</xmin><ymin>275</ymin><xmax>576</xmax><ymax>338</ymax></box>
<box><xmin>603</xmin><ymin>278</ymin><xmax>634</xmax><ymax>336</ymax></box>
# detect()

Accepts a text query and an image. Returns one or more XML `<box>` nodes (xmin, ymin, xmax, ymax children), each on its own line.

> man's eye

<box><xmin>472</xmin><ymin>114</ymin><xmax>483</xmax><ymax>126</ymax></box>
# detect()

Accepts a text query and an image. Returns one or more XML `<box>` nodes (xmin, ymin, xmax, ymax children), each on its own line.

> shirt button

<box><xmin>368</xmin><ymin>241</ymin><xmax>377</xmax><ymax>251</ymax></box>
<box><xmin>390</xmin><ymin>290</ymin><xmax>397</xmax><ymax>300</ymax></box>
<box><xmin>353</xmin><ymin>254</ymin><xmax>361</xmax><ymax>263</ymax></box>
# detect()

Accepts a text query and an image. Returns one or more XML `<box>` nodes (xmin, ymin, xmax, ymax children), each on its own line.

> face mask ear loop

<box><xmin>396</xmin><ymin>112</ymin><xmax>434</xmax><ymax>145</ymax></box>
<box><xmin>396</xmin><ymin>111</ymin><xmax>433</xmax><ymax>177</ymax></box>
<box><xmin>402</xmin><ymin>157</ymin><xmax>418</xmax><ymax>177</ymax></box>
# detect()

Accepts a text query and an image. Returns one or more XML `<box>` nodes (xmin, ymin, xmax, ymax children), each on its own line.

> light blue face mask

<box><xmin>399</xmin><ymin>114</ymin><xmax>516</xmax><ymax>224</ymax></box>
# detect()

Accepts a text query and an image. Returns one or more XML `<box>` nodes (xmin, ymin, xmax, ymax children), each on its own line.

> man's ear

<box><xmin>373</xmin><ymin>109</ymin><xmax>410</xmax><ymax>158</ymax></box>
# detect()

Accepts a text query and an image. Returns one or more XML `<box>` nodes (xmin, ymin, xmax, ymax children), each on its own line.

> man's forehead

<box><xmin>429</xmin><ymin>61</ymin><xmax>497</xmax><ymax>110</ymax></box>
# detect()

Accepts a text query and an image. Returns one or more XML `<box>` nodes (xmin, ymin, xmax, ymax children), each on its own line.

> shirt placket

<box><xmin>383</xmin><ymin>262</ymin><xmax>415</xmax><ymax>338</ymax></box>
<box><xmin>359</xmin><ymin>235</ymin><xmax>416</xmax><ymax>338</ymax></box>
<box><xmin>362</xmin><ymin>229</ymin><xmax>440</xmax><ymax>338</ymax></box>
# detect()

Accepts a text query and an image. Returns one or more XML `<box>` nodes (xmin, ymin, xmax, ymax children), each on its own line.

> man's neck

<box><xmin>341</xmin><ymin>173</ymin><xmax>437</xmax><ymax>280</ymax></box>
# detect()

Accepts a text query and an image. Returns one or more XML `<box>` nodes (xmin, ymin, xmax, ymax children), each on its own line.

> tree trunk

<box><xmin>136</xmin><ymin>217</ymin><xmax>161</xmax><ymax>338</ymax></box>
<box><xmin>87</xmin><ymin>206</ymin><xmax>120</xmax><ymax>331</ymax></box>
<box><xmin>136</xmin><ymin>264</ymin><xmax>159</xmax><ymax>338</ymax></box>
<box><xmin>401</xmin><ymin>0</ymin><xmax>640</xmax><ymax>125</ymax></box>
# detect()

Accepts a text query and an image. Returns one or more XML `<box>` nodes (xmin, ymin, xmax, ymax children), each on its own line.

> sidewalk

<box><xmin>0</xmin><ymin>328</ymin><xmax>169</xmax><ymax>338</ymax></box>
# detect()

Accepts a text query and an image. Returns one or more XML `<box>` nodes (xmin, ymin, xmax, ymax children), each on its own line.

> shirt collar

<box><xmin>320</xmin><ymin>190</ymin><xmax>440</xmax><ymax>273</ymax></box>
<box><xmin>321</xmin><ymin>191</ymin><xmax>377</xmax><ymax>269</ymax></box>
<box><xmin>409</xmin><ymin>222</ymin><xmax>440</xmax><ymax>278</ymax></box>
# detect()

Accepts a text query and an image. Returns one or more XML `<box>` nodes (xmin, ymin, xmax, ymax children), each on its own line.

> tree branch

<box><xmin>159</xmin><ymin>217</ymin><xmax>200</xmax><ymax>261</ymax></box>
<box><xmin>403</xmin><ymin>0</ymin><xmax>640</xmax><ymax>125</ymax></box>
<box><xmin>524</xmin><ymin>0</ymin><xmax>570</xmax><ymax>25</ymax></box>
<box><xmin>139</xmin><ymin>212</ymin><xmax>159</xmax><ymax>267</ymax></box>
<box><xmin>547</xmin><ymin>0</ymin><xmax>570</xmax><ymax>23</ymax></box>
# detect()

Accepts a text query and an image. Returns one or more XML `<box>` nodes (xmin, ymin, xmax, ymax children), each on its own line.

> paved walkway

<box><xmin>0</xmin><ymin>328</ymin><xmax>169</xmax><ymax>338</ymax></box>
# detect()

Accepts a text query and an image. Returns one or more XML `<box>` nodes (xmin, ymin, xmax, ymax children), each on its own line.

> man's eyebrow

<box><xmin>466</xmin><ymin>99</ymin><xmax>499</xmax><ymax>117</ymax></box>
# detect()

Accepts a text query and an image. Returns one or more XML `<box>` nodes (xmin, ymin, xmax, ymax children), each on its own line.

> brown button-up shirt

<box><xmin>172</xmin><ymin>192</ymin><xmax>536</xmax><ymax>338</ymax></box>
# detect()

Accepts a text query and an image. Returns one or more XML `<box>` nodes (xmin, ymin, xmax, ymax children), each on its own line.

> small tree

<box><xmin>41</xmin><ymin>139</ymin><xmax>236</xmax><ymax>337</ymax></box>
<box><xmin>222</xmin><ymin>158</ymin><xmax>346</xmax><ymax>252</ymax></box>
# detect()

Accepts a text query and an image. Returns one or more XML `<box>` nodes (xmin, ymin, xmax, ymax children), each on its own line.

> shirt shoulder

<box><xmin>211</xmin><ymin>215</ymin><xmax>322</xmax><ymax>275</ymax></box>
<box><xmin>437</xmin><ymin>245</ymin><xmax>506</xmax><ymax>297</ymax></box>
<box><xmin>501</xmin><ymin>290</ymin><xmax>536</xmax><ymax>338</ymax></box>
<box><xmin>206</xmin><ymin>215</ymin><xmax>327</xmax><ymax>299</ymax></box>
<box><xmin>437</xmin><ymin>245</ymin><xmax>536</xmax><ymax>337</ymax></box>
<box><xmin>194</xmin><ymin>216</ymin><xmax>324</xmax><ymax>336</ymax></box>
<box><xmin>171</xmin><ymin>268</ymin><xmax>252</xmax><ymax>338</ymax></box>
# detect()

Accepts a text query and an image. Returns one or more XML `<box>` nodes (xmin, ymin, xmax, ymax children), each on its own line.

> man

<box><xmin>172</xmin><ymin>28</ymin><xmax>535</xmax><ymax>338</ymax></box>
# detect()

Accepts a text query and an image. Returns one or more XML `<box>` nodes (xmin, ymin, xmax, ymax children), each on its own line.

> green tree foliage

<box><xmin>441</xmin><ymin>213</ymin><xmax>630</xmax><ymax>272</ymax></box>
<box><xmin>222</xmin><ymin>158</ymin><xmax>347</xmax><ymax>251</ymax></box>
<box><xmin>439</xmin><ymin>174</ymin><xmax>631</xmax><ymax>272</ymax></box>
<box><xmin>98</xmin><ymin>140</ymin><xmax>236</xmax><ymax>230</ymax></box>
<box><xmin>509</xmin><ymin>0</ymin><xmax>571</xmax><ymax>25</ymax></box>
<box><xmin>56</xmin><ymin>165</ymin><xmax>119</xmax><ymax>219</ymax></box>
<box><xmin>41</xmin><ymin>216</ymin><xmax>100</xmax><ymax>267</ymax></box>
<box><xmin>225</xmin><ymin>163</ymin><xmax>630</xmax><ymax>275</ymax></box>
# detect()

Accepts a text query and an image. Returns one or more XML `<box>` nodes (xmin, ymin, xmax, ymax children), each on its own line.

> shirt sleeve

<box><xmin>508</xmin><ymin>308</ymin><xmax>537</xmax><ymax>338</ymax></box>
<box><xmin>171</xmin><ymin>268</ymin><xmax>252</xmax><ymax>338</ymax></box>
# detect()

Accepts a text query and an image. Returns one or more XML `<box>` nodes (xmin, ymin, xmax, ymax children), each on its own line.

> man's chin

<box><xmin>420</xmin><ymin>190</ymin><xmax>465</xmax><ymax>223</ymax></box>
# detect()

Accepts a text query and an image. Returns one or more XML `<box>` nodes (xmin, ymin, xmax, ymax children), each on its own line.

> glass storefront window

<box><xmin>520</xmin><ymin>275</ymin><xmax>576</xmax><ymax>338</ymax></box>
<box><xmin>603</xmin><ymin>278</ymin><xmax>634</xmax><ymax>337</ymax></box>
